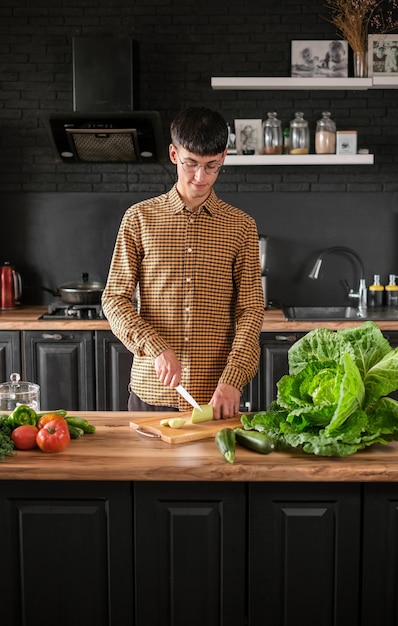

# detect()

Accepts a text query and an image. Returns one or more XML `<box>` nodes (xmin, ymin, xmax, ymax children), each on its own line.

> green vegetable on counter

<box><xmin>65</xmin><ymin>416</ymin><xmax>96</xmax><ymax>434</ymax></box>
<box><xmin>7</xmin><ymin>405</ymin><xmax>37</xmax><ymax>428</ymax></box>
<box><xmin>234</xmin><ymin>428</ymin><xmax>275</xmax><ymax>455</ymax></box>
<box><xmin>215</xmin><ymin>428</ymin><xmax>236</xmax><ymax>463</ymax></box>
<box><xmin>240</xmin><ymin>321</ymin><xmax>398</xmax><ymax>457</ymax></box>
<box><xmin>0</xmin><ymin>415</ymin><xmax>14</xmax><ymax>459</ymax></box>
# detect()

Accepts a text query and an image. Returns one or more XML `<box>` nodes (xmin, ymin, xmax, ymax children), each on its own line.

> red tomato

<box><xmin>11</xmin><ymin>425</ymin><xmax>39</xmax><ymax>450</ymax></box>
<box><xmin>36</xmin><ymin>419</ymin><xmax>71</xmax><ymax>453</ymax></box>
<box><xmin>37</xmin><ymin>413</ymin><xmax>67</xmax><ymax>430</ymax></box>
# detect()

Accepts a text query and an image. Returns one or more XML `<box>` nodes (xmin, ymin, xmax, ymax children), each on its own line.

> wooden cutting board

<box><xmin>129</xmin><ymin>412</ymin><xmax>243</xmax><ymax>444</ymax></box>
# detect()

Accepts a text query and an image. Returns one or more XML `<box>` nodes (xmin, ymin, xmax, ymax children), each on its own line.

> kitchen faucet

<box><xmin>308</xmin><ymin>246</ymin><xmax>367</xmax><ymax>313</ymax></box>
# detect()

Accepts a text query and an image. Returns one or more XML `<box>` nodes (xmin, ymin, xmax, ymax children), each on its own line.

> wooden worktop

<box><xmin>2</xmin><ymin>411</ymin><xmax>398</xmax><ymax>482</ymax></box>
<box><xmin>3</xmin><ymin>306</ymin><xmax>398</xmax><ymax>331</ymax></box>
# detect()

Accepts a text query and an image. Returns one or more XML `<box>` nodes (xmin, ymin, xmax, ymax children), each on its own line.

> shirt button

<box><xmin>185</xmin><ymin>307</ymin><xmax>190</xmax><ymax>313</ymax></box>
<box><xmin>187</xmin><ymin>247</ymin><xmax>193</xmax><ymax>253</ymax></box>
<box><xmin>186</xmin><ymin>277</ymin><xmax>192</xmax><ymax>283</ymax></box>
<box><xmin>184</xmin><ymin>337</ymin><xmax>189</xmax><ymax>342</ymax></box>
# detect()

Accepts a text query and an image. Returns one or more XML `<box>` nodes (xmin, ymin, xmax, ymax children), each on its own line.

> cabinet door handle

<box><xmin>41</xmin><ymin>333</ymin><xmax>64</xmax><ymax>341</ymax></box>
<box><xmin>274</xmin><ymin>334</ymin><xmax>298</xmax><ymax>342</ymax></box>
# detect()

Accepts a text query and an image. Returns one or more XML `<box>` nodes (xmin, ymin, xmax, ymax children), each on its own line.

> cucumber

<box><xmin>68</xmin><ymin>424</ymin><xmax>84</xmax><ymax>439</ymax></box>
<box><xmin>66</xmin><ymin>416</ymin><xmax>96</xmax><ymax>434</ymax></box>
<box><xmin>215</xmin><ymin>428</ymin><xmax>236</xmax><ymax>463</ymax></box>
<box><xmin>160</xmin><ymin>418</ymin><xmax>186</xmax><ymax>429</ymax></box>
<box><xmin>191</xmin><ymin>404</ymin><xmax>213</xmax><ymax>423</ymax></box>
<box><xmin>167</xmin><ymin>418</ymin><xmax>186</xmax><ymax>429</ymax></box>
<box><xmin>234</xmin><ymin>428</ymin><xmax>275</xmax><ymax>455</ymax></box>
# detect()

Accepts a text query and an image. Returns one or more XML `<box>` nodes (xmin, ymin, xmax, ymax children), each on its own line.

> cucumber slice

<box><xmin>191</xmin><ymin>404</ymin><xmax>214</xmax><ymax>423</ymax></box>
<box><xmin>167</xmin><ymin>418</ymin><xmax>186</xmax><ymax>429</ymax></box>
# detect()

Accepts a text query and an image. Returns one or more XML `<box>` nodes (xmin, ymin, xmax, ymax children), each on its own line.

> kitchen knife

<box><xmin>175</xmin><ymin>384</ymin><xmax>202</xmax><ymax>411</ymax></box>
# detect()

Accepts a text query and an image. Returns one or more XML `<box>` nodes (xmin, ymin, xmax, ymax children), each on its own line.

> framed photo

<box><xmin>291</xmin><ymin>40</ymin><xmax>348</xmax><ymax>78</ymax></box>
<box><xmin>368</xmin><ymin>34</ymin><xmax>398</xmax><ymax>76</ymax></box>
<box><xmin>234</xmin><ymin>119</ymin><xmax>263</xmax><ymax>155</ymax></box>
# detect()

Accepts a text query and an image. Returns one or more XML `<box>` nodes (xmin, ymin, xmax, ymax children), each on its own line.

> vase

<box><xmin>353</xmin><ymin>50</ymin><xmax>368</xmax><ymax>78</ymax></box>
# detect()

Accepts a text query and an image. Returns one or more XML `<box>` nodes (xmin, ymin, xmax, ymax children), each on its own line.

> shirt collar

<box><xmin>169</xmin><ymin>184</ymin><xmax>218</xmax><ymax>216</ymax></box>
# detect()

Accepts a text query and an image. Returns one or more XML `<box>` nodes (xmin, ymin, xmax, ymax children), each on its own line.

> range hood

<box><xmin>42</xmin><ymin>36</ymin><xmax>168</xmax><ymax>164</ymax></box>
<box><xmin>42</xmin><ymin>110</ymin><xmax>167</xmax><ymax>164</ymax></box>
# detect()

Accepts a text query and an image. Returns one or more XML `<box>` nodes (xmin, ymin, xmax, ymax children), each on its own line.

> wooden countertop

<box><xmin>2</xmin><ymin>412</ymin><xmax>398</xmax><ymax>482</ymax></box>
<box><xmin>3</xmin><ymin>306</ymin><xmax>398</xmax><ymax>331</ymax></box>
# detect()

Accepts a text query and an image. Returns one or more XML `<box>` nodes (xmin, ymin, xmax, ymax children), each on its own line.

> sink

<box><xmin>282</xmin><ymin>306</ymin><xmax>398</xmax><ymax>321</ymax></box>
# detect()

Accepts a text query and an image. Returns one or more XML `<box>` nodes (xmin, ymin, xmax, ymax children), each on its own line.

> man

<box><xmin>102</xmin><ymin>106</ymin><xmax>264</xmax><ymax>419</ymax></box>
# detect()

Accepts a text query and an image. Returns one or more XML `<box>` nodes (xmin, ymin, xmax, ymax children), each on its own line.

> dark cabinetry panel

<box><xmin>362</xmin><ymin>484</ymin><xmax>398</xmax><ymax>626</ymax></box>
<box><xmin>134</xmin><ymin>481</ymin><xmax>246</xmax><ymax>626</ymax></box>
<box><xmin>95</xmin><ymin>330</ymin><xmax>132</xmax><ymax>410</ymax></box>
<box><xmin>0</xmin><ymin>481</ymin><xmax>133</xmax><ymax>626</ymax></box>
<box><xmin>249</xmin><ymin>483</ymin><xmax>361</xmax><ymax>626</ymax></box>
<box><xmin>0</xmin><ymin>330</ymin><xmax>21</xmax><ymax>381</ymax></box>
<box><xmin>23</xmin><ymin>330</ymin><xmax>95</xmax><ymax>410</ymax></box>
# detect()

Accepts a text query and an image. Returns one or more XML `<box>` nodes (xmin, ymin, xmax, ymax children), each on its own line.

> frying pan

<box><xmin>42</xmin><ymin>272</ymin><xmax>105</xmax><ymax>305</ymax></box>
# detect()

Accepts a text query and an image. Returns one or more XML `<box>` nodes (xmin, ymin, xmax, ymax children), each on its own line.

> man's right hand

<box><xmin>154</xmin><ymin>349</ymin><xmax>182</xmax><ymax>388</ymax></box>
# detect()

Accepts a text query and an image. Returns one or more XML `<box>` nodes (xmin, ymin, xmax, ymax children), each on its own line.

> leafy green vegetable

<box><xmin>0</xmin><ymin>415</ymin><xmax>14</xmax><ymax>459</ymax></box>
<box><xmin>242</xmin><ymin>321</ymin><xmax>398</xmax><ymax>457</ymax></box>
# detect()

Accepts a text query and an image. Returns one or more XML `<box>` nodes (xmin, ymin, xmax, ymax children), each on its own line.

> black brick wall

<box><xmin>1</xmin><ymin>0</ymin><xmax>397</xmax><ymax>194</ymax></box>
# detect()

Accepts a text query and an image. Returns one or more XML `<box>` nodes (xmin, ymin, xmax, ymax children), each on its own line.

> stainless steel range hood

<box><xmin>42</xmin><ymin>36</ymin><xmax>167</xmax><ymax>164</ymax></box>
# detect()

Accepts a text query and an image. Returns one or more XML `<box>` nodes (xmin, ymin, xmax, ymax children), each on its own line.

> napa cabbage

<box><xmin>241</xmin><ymin>321</ymin><xmax>398</xmax><ymax>457</ymax></box>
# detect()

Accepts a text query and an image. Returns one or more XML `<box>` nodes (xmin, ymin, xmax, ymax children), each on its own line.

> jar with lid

<box><xmin>315</xmin><ymin>111</ymin><xmax>336</xmax><ymax>154</ymax></box>
<box><xmin>289</xmin><ymin>112</ymin><xmax>309</xmax><ymax>154</ymax></box>
<box><xmin>263</xmin><ymin>112</ymin><xmax>282</xmax><ymax>155</ymax></box>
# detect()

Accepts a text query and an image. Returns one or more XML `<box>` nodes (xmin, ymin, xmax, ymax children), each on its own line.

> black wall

<box><xmin>1</xmin><ymin>0</ymin><xmax>398</xmax><ymax>307</ymax></box>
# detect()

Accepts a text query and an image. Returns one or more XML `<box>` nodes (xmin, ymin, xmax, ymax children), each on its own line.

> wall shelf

<box><xmin>211</xmin><ymin>76</ymin><xmax>398</xmax><ymax>90</ymax></box>
<box><xmin>224</xmin><ymin>154</ymin><xmax>374</xmax><ymax>166</ymax></box>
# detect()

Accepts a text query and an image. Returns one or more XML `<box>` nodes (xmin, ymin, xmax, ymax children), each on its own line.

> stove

<box><xmin>40</xmin><ymin>299</ymin><xmax>105</xmax><ymax>320</ymax></box>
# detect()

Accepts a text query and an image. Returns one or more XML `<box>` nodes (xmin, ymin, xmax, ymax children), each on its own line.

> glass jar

<box><xmin>315</xmin><ymin>111</ymin><xmax>336</xmax><ymax>154</ymax></box>
<box><xmin>289</xmin><ymin>112</ymin><xmax>309</xmax><ymax>154</ymax></box>
<box><xmin>263</xmin><ymin>112</ymin><xmax>282</xmax><ymax>155</ymax></box>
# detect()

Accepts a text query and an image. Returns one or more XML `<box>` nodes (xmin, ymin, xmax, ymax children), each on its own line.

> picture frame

<box><xmin>234</xmin><ymin>119</ymin><xmax>263</xmax><ymax>155</ymax></box>
<box><xmin>291</xmin><ymin>40</ymin><xmax>348</xmax><ymax>78</ymax></box>
<box><xmin>368</xmin><ymin>34</ymin><xmax>398</xmax><ymax>76</ymax></box>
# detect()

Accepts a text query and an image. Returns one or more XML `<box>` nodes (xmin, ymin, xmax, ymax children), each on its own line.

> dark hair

<box><xmin>170</xmin><ymin>106</ymin><xmax>228</xmax><ymax>156</ymax></box>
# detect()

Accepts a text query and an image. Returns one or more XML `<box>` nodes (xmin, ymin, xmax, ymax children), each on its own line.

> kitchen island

<box><xmin>1</xmin><ymin>412</ymin><xmax>398</xmax><ymax>626</ymax></box>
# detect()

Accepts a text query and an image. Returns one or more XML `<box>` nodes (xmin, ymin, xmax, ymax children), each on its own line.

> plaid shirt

<box><xmin>102</xmin><ymin>185</ymin><xmax>265</xmax><ymax>410</ymax></box>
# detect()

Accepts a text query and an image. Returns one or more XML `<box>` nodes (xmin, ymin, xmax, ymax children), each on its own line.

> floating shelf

<box><xmin>211</xmin><ymin>76</ymin><xmax>398</xmax><ymax>90</ymax></box>
<box><xmin>224</xmin><ymin>154</ymin><xmax>374</xmax><ymax>166</ymax></box>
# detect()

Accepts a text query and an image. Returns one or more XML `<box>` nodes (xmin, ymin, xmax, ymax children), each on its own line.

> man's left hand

<box><xmin>210</xmin><ymin>383</ymin><xmax>240</xmax><ymax>420</ymax></box>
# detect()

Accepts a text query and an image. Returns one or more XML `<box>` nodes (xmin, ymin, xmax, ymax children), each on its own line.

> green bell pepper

<box><xmin>8</xmin><ymin>404</ymin><xmax>37</xmax><ymax>428</ymax></box>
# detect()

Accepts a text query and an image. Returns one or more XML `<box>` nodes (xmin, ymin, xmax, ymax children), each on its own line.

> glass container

<box><xmin>263</xmin><ymin>112</ymin><xmax>282</xmax><ymax>155</ymax></box>
<box><xmin>0</xmin><ymin>372</ymin><xmax>40</xmax><ymax>412</ymax></box>
<box><xmin>289</xmin><ymin>112</ymin><xmax>309</xmax><ymax>154</ymax></box>
<box><xmin>315</xmin><ymin>111</ymin><xmax>336</xmax><ymax>154</ymax></box>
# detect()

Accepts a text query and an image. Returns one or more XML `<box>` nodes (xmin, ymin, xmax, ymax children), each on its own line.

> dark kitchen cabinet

<box><xmin>259</xmin><ymin>331</ymin><xmax>306</xmax><ymax>409</ymax></box>
<box><xmin>362</xmin><ymin>483</ymin><xmax>398</xmax><ymax>626</ymax></box>
<box><xmin>23</xmin><ymin>330</ymin><xmax>95</xmax><ymax>410</ymax></box>
<box><xmin>248</xmin><ymin>482</ymin><xmax>361</xmax><ymax>626</ymax></box>
<box><xmin>0</xmin><ymin>480</ymin><xmax>133</xmax><ymax>626</ymax></box>
<box><xmin>0</xmin><ymin>330</ymin><xmax>21</xmax><ymax>382</ymax></box>
<box><xmin>95</xmin><ymin>330</ymin><xmax>132</xmax><ymax>410</ymax></box>
<box><xmin>134</xmin><ymin>481</ymin><xmax>247</xmax><ymax>626</ymax></box>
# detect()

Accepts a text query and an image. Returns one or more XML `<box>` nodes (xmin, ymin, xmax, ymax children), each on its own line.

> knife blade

<box><xmin>175</xmin><ymin>384</ymin><xmax>202</xmax><ymax>411</ymax></box>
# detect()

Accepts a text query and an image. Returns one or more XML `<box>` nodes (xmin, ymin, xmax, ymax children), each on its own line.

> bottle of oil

<box><xmin>367</xmin><ymin>274</ymin><xmax>385</xmax><ymax>307</ymax></box>
<box><xmin>386</xmin><ymin>274</ymin><xmax>398</xmax><ymax>307</ymax></box>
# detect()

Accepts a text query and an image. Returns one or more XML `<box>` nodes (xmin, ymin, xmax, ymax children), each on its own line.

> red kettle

<box><xmin>1</xmin><ymin>262</ymin><xmax>22</xmax><ymax>309</ymax></box>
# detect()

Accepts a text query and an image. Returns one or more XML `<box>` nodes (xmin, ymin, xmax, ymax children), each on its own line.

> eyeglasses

<box><xmin>175</xmin><ymin>150</ymin><xmax>223</xmax><ymax>175</ymax></box>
